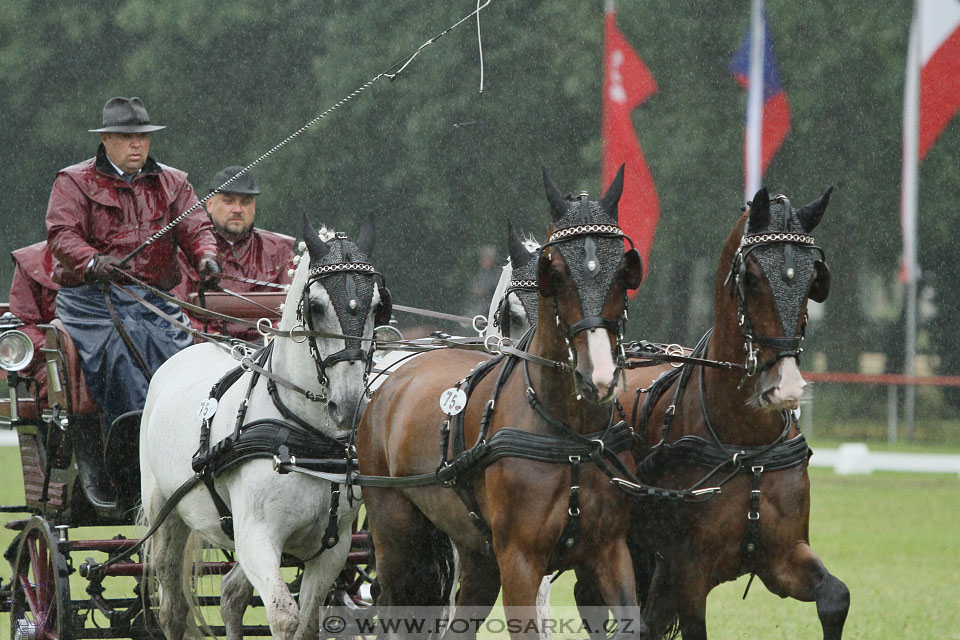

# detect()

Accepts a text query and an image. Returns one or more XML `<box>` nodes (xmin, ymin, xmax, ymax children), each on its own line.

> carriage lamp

<box><xmin>0</xmin><ymin>329</ymin><xmax>34</xmax><ymax>423</ymax></box>
<box><xmin>0</xmin><ymin>329</ymin><xmax>34</xmax><ymax>372</ymax></box>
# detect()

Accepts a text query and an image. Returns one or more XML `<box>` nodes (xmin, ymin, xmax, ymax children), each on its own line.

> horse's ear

<box><xmin>747</xmin><ymin>187</ymin><xmax>770</xmax><ymax>233</ymax></box>
<box><xmin>797</xmin><ymin>186</ymin><xmax>833</xmax><ymax>233</ymax></box>
<box><xmin>622</xmin><ymin>248</ymin><xmax>643</xmax><ymax>290</ymax></box>
<box><xmin>537</xmin><ymin>252</ymin><xmax>555</xmax><ymax>297</ymax></box>
<box><xmin>542</xmin><ymin>167</ymin><xmax>568</xmax><ymax>222</ymax></box>
<box><xmin>301</xmin><ymin>214</ymin><xmax>330</xmax><ymax>261</ymax></box>
<box><xmin>356</xmin><ymin>213</ymin><xmax>376</xmax><ymax>257</ymax></box>
<box><xmin>507</xmin><ymin>219</ymin><xmax>534</xmax><ymax>269</ymax></box>
<box><xmin>601</xmin><ymin>164</ymin><xmax>626</xmax><ymax>221</ymax></box>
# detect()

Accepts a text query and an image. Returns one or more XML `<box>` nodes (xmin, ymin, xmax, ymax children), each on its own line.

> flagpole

<box><xmin>745</xmin><ymin>0</ymin><xmax>766</xmax><ymax>201</ymax></box>
<box><xmin>901</xmin><ymin>0</ymin><xmax>922</xmax><ymax>440</ymax></box>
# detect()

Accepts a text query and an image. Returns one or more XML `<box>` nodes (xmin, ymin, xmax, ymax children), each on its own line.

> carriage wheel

<box><xmin>9</xmin><ymin>517</ymin><xmax>73</xmax><ymax>640</ymax></box>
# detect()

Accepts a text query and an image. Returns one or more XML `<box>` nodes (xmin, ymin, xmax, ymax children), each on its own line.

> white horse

<box><xmin>482</xmin><ymin>220</ymin><xmax>540</xmax><ymax>341</ymax></box>
<box><xmin>139</xmin><ymin>216</ymin><xmax>387</xmax><ymax>640</ymax></box>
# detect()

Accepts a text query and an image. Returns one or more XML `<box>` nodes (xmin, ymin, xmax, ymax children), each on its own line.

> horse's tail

<box><xmin>432</xmin><ymin>528</ymin><xmax>458</xmax><ymax>607</ymax></box>
<box><xmin>135</xmin><ymin>502</ymin><xmax>161</xmax><ymax>635</ymax></box>
<box><xmin>181</xmin><ymin>532</ymin><xmax>219</xmax><ymax>639</ymax></box>
<box><xmin>634</xmin><ymin>550</ymin><xmax>680</xmax><ymax>640</ymax></box>
<box><xmin>423</xmin><ymin>529</ymin><xmax>458</xmax><ymax>638</ymax></box>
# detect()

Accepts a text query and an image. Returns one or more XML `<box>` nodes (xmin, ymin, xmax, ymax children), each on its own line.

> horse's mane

<box><xmin>713</xmin><ymin>211</ymin><xmax>749</xmax><ymax>295</ymax></box>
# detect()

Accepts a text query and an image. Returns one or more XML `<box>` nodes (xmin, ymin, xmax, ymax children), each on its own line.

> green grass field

<box><xmin>0</xmin><ymin>444</ymin><xmax>958</xmax><ymax>639</ymax></box>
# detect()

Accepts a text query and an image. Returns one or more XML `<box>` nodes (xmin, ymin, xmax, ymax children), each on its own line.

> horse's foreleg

<box><xmin>761</xmin><ymin>542</ymin><xmax>849</xmax><ymax>640</ymax></box>
<box><xmin>671</xmin><ymin>561</ymin><xmax>710</xmax><ymax>640</ymax></box>
<box><xmin>497</xmin><ymin>545</ymin><xmax>551</xmax><ymax>639</ymax></box>
<box><xmin>221</xmin><ymin>563</ymin><xmax>254</xmax><ymax>640</ymax></box>
<box><xmin>293</xmin><ymin>536</ymin><xmax>352</xmax><ymax>640</ymax></box>
<box><xmin>234</xmin><ymin>535</ymin><xmax>298</xmax><ymax>640</ymax></box>
<box><xmin>579</xmin><ymin>540</ymin><xmax>648</xmax><ymax>640</ymax></box>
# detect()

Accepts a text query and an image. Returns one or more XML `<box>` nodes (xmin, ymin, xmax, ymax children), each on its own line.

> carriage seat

<box><xmin>42</xmin><ymin>319</ymin><xmax>98</xmax><ymax>415</ymax></box>
<box><xmin>187</xmin><ymin>292</ymin><xmax>285</xmax><ymax>321</ymax></box>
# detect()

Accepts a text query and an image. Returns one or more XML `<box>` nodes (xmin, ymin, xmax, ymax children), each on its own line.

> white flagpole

<box><xmin>901</xmin><ymin>0</ymin><xmax>922</xmax><ymax>439</ymax></box>
<box><xmin>745</xmin><ymin>0</ymin><xmax>766</xmax><ymax>202</ymax></box>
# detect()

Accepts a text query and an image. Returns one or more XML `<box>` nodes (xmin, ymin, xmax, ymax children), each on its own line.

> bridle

<box><xmin>540</xmin><ymin>194</ymin><xmax>640</xmax><ymax>370</ymax></box>
<box><xmin>296</xmin><ymin>249</ymin><xmax>392</xmax><ymax>394</ymax></box>
<box><xmin>724</xmin><ymin>196</ymin><xmax>828</xmax><ymax>377</ymax></box>
<box><xmin>493</xmin><ymin>278</ymin><xmax>537</xmax><ymax>338</ymax></box>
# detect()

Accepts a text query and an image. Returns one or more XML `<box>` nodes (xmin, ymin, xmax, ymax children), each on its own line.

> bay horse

<box><xmin>576</xmin><ymin>187</ymin><xmax>848</xmax><ymax>639</ymax></box>
<box><xmin>356</xmin><ymin>166</ymin><xmax>648</xmax><ymax>636</ymax></box>
<box><xmin>139</xmin><ymin>216</ymin><xmax>390</xmax><ymax>640</ymax></box>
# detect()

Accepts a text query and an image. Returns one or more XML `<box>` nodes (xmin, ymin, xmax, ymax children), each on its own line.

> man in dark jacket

<box><xmin>8</xmin><ymin>241</ymin><xmax>59</xmax><ymax>401</ymax></box>
<box><xmin>175</xmin><ymin>166</ymin><xmax>295</xmax><ymax>340</ymax></box>
<box><xmin>45</xmin><ymin>97</ymin><xmax>221</xmax><ymax>447</ymax></box>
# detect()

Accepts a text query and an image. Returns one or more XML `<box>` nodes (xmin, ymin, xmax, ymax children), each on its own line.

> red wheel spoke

<box><xmin>28</xmin><ymin>536</ymin><xmax>41</xmax><ymax>584</ymax></box>
<box><xmin>18</xmin><ymin>573</ymin><xmax>39</xmax><ymax>611</ymax></box>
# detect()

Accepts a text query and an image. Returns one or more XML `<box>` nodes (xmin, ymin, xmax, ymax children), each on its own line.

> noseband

<box><xmin>725</xmin><ymin>200</ymin><xmax>828</xmax><ymax>377</ymax></box>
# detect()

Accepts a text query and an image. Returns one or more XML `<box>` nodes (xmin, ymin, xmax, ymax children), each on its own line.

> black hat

<box><xmin>89</xmin><ymin>97</ymin><xmax>166</xmax><ymax>133</ymax></box>
<box><xmin>209</xmin><ymin>166</ymin><xmax>261</xmax><ymax>195</ymax></box>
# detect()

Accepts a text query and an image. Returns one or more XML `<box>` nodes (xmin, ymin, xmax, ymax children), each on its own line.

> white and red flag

<box><xmin>901</xmin><ymin>0</ymin><xmax>960</xmax><ymax>282</ymax></box>
<box><xmin>602</xmin><ymin>2</ymin><xmax>659</xmax><ymax>293</ymax></box>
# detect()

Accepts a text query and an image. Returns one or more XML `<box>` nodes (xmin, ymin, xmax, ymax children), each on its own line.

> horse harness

<box><xmin>423</xmin><ymin>329</ymin><xmax>637</xmax><ymax>558</ymax></box>
<box><xmin>635</xmin><ymin>328</ymin><xmax>812</xmax><ymax>571</ymax></box>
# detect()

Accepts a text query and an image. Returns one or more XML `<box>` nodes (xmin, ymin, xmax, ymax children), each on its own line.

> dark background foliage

<box><xmin>1</xmin><ymin>1</ymin><xmax>954</xmax><ymax>385</ymax></box>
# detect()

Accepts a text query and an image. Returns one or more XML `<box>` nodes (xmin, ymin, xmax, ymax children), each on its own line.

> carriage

<box><xmin>0</xmin><ymin>291</ymin><xmax>374</xmax><ymax>640</ymax></box>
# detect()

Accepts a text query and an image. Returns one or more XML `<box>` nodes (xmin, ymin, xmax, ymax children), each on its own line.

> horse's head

<box><xmin>721</xmin><ymin>186</ymin><xmax>832</xmax><ymax>410</ymax></box>
<box><xmin>537</xmin><ymin>165</ymin><xmax>643</xmax><ymax>404</ymax></box>
<box><xmin>489</xmin><ymin>220</ymin><xmax>540</xmax><ymax>339</ymax></box>
<box><xmin>284</xmin><ymin>214</ymin><xmax>391</xmax><ymax>432</ymax></box>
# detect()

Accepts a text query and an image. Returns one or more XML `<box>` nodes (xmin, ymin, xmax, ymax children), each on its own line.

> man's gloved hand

<box><xmin>85</xmin><ymin>254</ymin><xmax>129</xmax><ymax>283</ymax></box>
<box><xmin>198</xmin><ymin>256</ymin><xmax>222</xmax><ymax>289</ymax></box>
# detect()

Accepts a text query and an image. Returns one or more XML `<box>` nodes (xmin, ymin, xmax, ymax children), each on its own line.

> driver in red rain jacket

<box><xmin>175</xmin><ymin>166</ymin><xmax>294</xmax><ymax>341</ymax></box>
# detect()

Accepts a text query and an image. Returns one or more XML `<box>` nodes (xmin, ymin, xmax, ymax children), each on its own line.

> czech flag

<box><xmin>729</xmin><ymin>11</ymin><xmax>792</xmax><ymax>181</ymax></box>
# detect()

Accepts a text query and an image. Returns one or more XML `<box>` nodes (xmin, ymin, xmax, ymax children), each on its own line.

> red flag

<box><xmin>602</xmin><ymin>9</ymin><xmax>659</xmax><ymax>293</ymax></box>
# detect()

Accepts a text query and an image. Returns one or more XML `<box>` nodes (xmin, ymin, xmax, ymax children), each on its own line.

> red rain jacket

<box><xmin>46</xmin><ymin>144</ymin><xmax>217</xmax><ymax>290</ymax></box>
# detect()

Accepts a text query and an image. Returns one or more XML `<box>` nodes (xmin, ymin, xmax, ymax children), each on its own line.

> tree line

<box><xmin>2</xmin><ymin>1</ymin><xmax>956</xmax><ymax>399</ymax></box>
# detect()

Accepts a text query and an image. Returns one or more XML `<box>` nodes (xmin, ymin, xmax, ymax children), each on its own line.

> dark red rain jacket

<box><xmin>46</xmin><ymin>144</ymin><xmax>217</xmax><ymax>290</ymax></box>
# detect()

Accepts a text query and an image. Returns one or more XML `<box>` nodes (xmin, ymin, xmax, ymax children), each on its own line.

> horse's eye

<box><xmin>309</xmin><ymin>299</ymin><xmax>325</xmax><ymax>315</ymax></box>
<box><xmin>744</xmin><ymin>272</ymin><xmax>760</xmax><ymax>288</ymax></box>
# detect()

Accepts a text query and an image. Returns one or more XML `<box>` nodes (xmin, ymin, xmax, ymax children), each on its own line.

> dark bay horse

<box><xmin>356</xmin><ymin>167</ymin><xmax>647</xmax><ymax>635</ymax></box>
<box><xmin>577</xmin><ymin>187</ymin><xmax>848</xmax><ymax>639</ymax></box>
